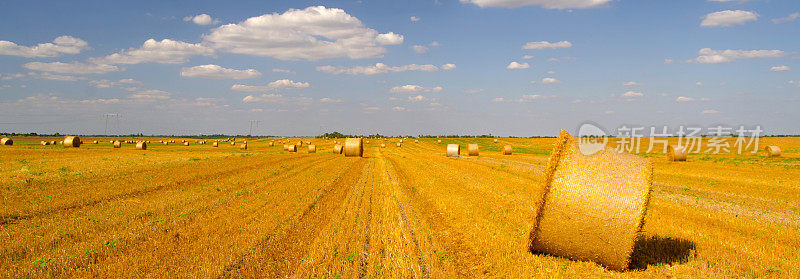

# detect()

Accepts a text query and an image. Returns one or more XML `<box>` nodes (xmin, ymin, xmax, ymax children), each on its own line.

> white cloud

<box><xmin>522</xmin><ymin>40</ymin><xmax>572</xmax><ymax>50</ymax></box>
<box><xmin>520</xmin><ymin>94</ymin><xmax>553</xmax><ymax>101</ymax></box>
<box><xmin>0</xmin><ymin>36</ymin><xmax>89</xmax><ymax>58</ymax></box>
<box><xmin>183</xmin><ymin>14</ymin><xmax>220</xmax><ymax>25</ymax></box>
<box><xmin>390</xmin><ymin>85</ymin><xmax>443</xmax><ymax>94</ymax></box>
<box><xmin>242</xmin><ymin>93</ymin><xmax>285</xmax><ymax>103</ymax></box>
<box><xmin>316</xmin><ymin>63</ymin><xmax>440</xmax><ymax>75</ymax></box>
<box><xmin>89</xmin><ymin>78</ymin><xmax>142</xmax><ymax>88</ymax></box>
<box><xmin>127</xmin><ymin>88</ymin><xmax>171</xmax><ymax>101</ymax></box>
<box><xmin>408</xmin><ymin>95</ymin><xmax>427</xmax><ymax>102</ymax></box>
<box><xmin>0</xmin><ymin>73</ymin><xmax>25</xmax><ymax>80</ymax></box>
<box><xmin>772</xmin><ymin>12</ymin><xmax>800</xmax><ymax>24</ymax></box>
<box><xmin>429</xmin><ymin>41</ymin><xmax>440</xmax><ymax>47</ymax></box>
<box><xmin>676</xmin><ymin>96</ymin><xmax>694</xmax><ymax>102</ymax></box>
<box><xmin>702</xmin><ymin>109</ymin><xmax>720</xmax><ymax>114</ymax></box>
<box><xmin>770</xmin><ymin>65</ymin><xmax>790</xmax><ymax>72</ymax></box>
<box><xmin>522</xmin><ymin>55</ymin><xmax>534</xmax><ymax>59</ymax></box>
<box><xmin>540</xmin><ymin>77</ymin><xmax>560</xmax><ymax>84</ymax></box>
<box><xmin>393</xmin><ymin>106</ymin><xmax>407</xmax><ymax>111</ymax></box>
<box><xmin>605</xmin><ymin>110</ymin><xmax>615</xmax><ymax>114</ymax></box>
<box><xmin>460</xmin><ymin>0</ymin><xmax>611</xmax><ymax>9</ymax></box>
<box><xmin>441</xmin><ymin>63</ymin><xmax>457</xmax><ymax>70</ymax></box>
<box><xmin>701</xmin><ymin>10</ymin><xmax>758</xmax><ymax>27</ymax></box>
<box><xmin>622</xmin><ymin>81</ymin><xmax>639</xmax><ymax>86</ymax></box>
<box><xmin>23</xmin><ymin>61</ymin><xmax>119</xmax><ymax>74</ymax></box>
<box><xmin>319</xmin><ymin>97</ymin><xmax>343</xmax><ymax>103</ymax></box>
<box><xmin>231</xmin><ymin>79</ymin><xmax>310</xmax><ymax>92</ymax></box>
<box><xmin>491</xmin><ymin>97</ymin><xmax>505</xmax><ymax>102</ymax></box>
<box><xmin>696</xmin><ymin>82</ymin><xmax>703</xmax><ymax>86</ymax></box>
<box><xmin>272</xmin><ymin>68</ymin><xmax>294</xmax><ymax>74</ymax></box>
<box><xmin>506</xmin><ymin>61</ymin><xmax>530</xmax><ymax>69</ymax></box>
<box><xmin>691</xmin><ymin>48</ymin><xmax>786</xmax><ymax>64</ymax></box>
<box><xmin>180</xmin><ymin>64</ymin><xmax>261</xmax><ymax>79</ymax></box>
<box><xmin>664</xmin><ymin>58</ymin><xmax>674</xmax><ymax>64</ymax></box>
<box><xmin>376</xmin><ymin>32</ymin><xmax>404</xmax><ymax>45</ymax></box>
<box><xmin>412</xmin><ymin>45</ymin><xmax>429</xmax><ymax>54</ymax></box>
<box><xmin>464</xmin><ymin>89</ymin><xmax>486</xmax><ymax>94</ymax></box>
<box><xmin>203</xmin><ymin>6</ymin><xmax>401</xmax><ymax>60</ymax></box>
<box><xmin>410</xmin><ymin>16</ymin><xmax>420</xmax><ymax>22</ymax></box>
<box><xmin>91</xmin><ymin>39</ymin><xmax>213</xmax><ymax>64</ymax></box>
<box><xmin>28</xmin><ymin>72</ymin><xmax>84</xmax><ymax>81</ymax></box>
<box><xmin>621</xmin><ymin>91</ymin><xmax>643</xmax><ymax>98</ymax></box>
<box><xmin>547</xmin><ymin>70</ymin><xmax>555</xmax><ymax>74</ymax></box>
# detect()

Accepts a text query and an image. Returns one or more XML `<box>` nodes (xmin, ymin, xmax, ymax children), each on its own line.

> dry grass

<box><xmin>0</xmin><ymin>136</ymin><xmax>798</xmax><ymax>277</ymax></box>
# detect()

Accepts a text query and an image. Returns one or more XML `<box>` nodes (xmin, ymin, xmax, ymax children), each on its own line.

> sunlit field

<box><xmin>1</xmin><ymin>136</ymin><xmax>798</xmax><ymax>278</ymax></box>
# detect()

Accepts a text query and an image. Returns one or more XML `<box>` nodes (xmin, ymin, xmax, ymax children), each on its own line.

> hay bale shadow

<box><xmin>627</xmin><ymin>235</ymin><xmax>696</xmax><ymax>270</ymax></box>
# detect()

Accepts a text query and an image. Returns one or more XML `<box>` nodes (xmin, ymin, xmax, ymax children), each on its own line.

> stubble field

<box><xmin>1</xmin><ymin>136</ymin><xmax>798</xmax><ymax>278</ymax></box>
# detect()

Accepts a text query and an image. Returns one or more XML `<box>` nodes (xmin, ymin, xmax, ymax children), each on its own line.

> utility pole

<box><xmin>104</xmin><ymin>113</ymin><xmax>121</xmax><ymax>136</ymax></box>
<box><xmin>249</xmin><ymin>120</ymin><xmax>261</xmax><ymax>136</ymax></box>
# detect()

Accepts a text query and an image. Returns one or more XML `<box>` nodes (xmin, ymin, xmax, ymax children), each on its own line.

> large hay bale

<box><xmin>502</xmin><ymin>145</ymin><xmax>512</xmax><ymax>155</ymax></box>
<box><xmin>212</xmin><ymin>142</ymin><xmax>218</xmax><ymax>147</ymax></box>
<box><xmin>136</xmin><ymin>142</ymin><xmax>147</xmax><ymax>150</ymax></box>
<box><xmin>113</xmin><ymin>140</ymin><xmax>121</xmax><ymax>148</ymax></box>
<box><xmin>288</xmin><ymin>145</ymin><xmax>297</xmax><ymax>152</ymax></box>
<box><xmin>468</xmin><ymin>144</ymin><xmax>479</xmax><ymax>156</ymax></box>
<box><xmin>308</xmin><ymin>145</ymin><xmax>316</xmax><ymax>153</ymax></box>
<box><xmin>1</xmin><ymin>137</ymin><xmax>12</xmax><ymax>146</ymax></box>
<box><xmin>344</xmin><ymin>138</ymin><xmax>363</xmax><ymax>157</ymax></box>
<box><xmin>63</xmin><ymin>136</ymin><xmax>81</xmax><ymax>148</ymax></box>
<box><xmin>529</xmin><ymin>130</ymin><xmax>653</xmax><ymax>271</ymax></box>
<box><xmin>333</xmin><ymin>144</ymin><xmax>343</xmax><ymax>154</ymax></box>
<box><xmin>666</xmin><ymin>145</ymin><xmax>687</xmax><ymax>161</ymax></box>
<box><xmin>240</xmin><ymin>143</ymin><xmax>247</xmax><ymax>150</ymax></box>
<box><xmin>283</xmin><ymin>144</ymin><xmax>289</xmax><ymax>151</ymax></box>
<box><xmin>446</xmin><ymin>144</ymin><xmax>460</xmax><ymax>157</ymax></box>
<box><xmin>765</xmin><ymin>146</ymin><xmax>781</xmax><ymax>157</ymax></box>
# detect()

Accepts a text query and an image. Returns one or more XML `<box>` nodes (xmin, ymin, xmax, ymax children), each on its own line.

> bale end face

<box><xmin>344</xmin><ymin>138</ymin><xmax>364</xmax><ymax>157</ymax></box>
<box><xmin>666</xmin><ymin>145</ymin><xmax>687</xmax><ymax>161</ymax></box>
<box><xmin>502</xmin><ymin>145</ymin><xmax>512</xmax><ymax>155</ymax></box>
<box><xmin>529</xmin><ymin>130</ymin><xmax>653</xmax><ymax>271</ymax></box>
<box><xmin>468</xmin><ymin>143</ymin><xmax>479</xmax><ymax>156</ymax></box>
<box><xmin>446</xmin><ymin>144</ymin><xmax>460</xmax><ymax>157</ymax></box>
<box><xmin>1</xmin><ymin>137</ymin><xmax>12</xmax><ymax>146</ymax></box>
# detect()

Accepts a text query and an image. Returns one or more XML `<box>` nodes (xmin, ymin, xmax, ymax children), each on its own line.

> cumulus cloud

<box><xmin>460</xmin><ymin>0</ymin><xmax>611</xmax><ymax>9</ymax></box>
<box><xmin>231</xmin><ymin>79</ymin><xmax>310</xmax><ymax>92</ymax></box>
<box><xmin>491</xmin><ymin>97</ymin><xmax>505</xmax><ymax>102</ymax></box>
<box><xmin>319</xmin><ymin>97</ymin><xmax>343</xmax><ymax>103</ymax></box>
<box><xmin>622</xmin><ymin>81</ymin><xmax>639</xmax><ymax>86</ymax></box>
<box><xmin>412</xmin><ymin>45</ymin><xmax>429</xmax><ymax>54</ymax></box>
<box><xmin>696</xmin><ymin>82</ymin><xmax>703</xmax><ymax>86</ymax></box>
<box><xmin>180</xmin><ymin>64</ymin><xmax>261</xmax><ymax>79</ymax></box>
<box><xmin>522</xmin><ymin>40</ymin><xmax>572</xmax><ymax>50</ymax></box>
<box><xmin>28</xmin><ymin>72</ymin><xmax>84</xmax><ymax>81</ymax></box>
<box><xmin>408</xmin><ymin>95</ymin><xmax>427</xmax><ymax>102</ymax></box>
<box><xmin>203</xmin><ymin>6</ymin><xmax>402</xmax><ymax>60</ymax></box>
<box><xmin>770</xmin><ymin>65</ymin><xmax>790</xmax><ymax>72</ymax></box>
<box><xmin>392</xmin><ymin>106</ymin><xmax>407</xmax><ymax>111</ymax></box>
<box><xmin>316</xmin><ymin>63</ymin><xmax>440</xmax><ymax>75</ymax></box>
<box><xmin>183</xmin><ymin>14</ymin><xmax>220</xmax><ymax>25</ymax></box>
<box><xmin>0</xmin><ymin>73</ymin><xmax>26</xmax><ymax>80</ymax></box>
<box><xmin>127</xmin><ymin>88</ymin><xmax>171</xmax><ymax>101</ymax></box>
<box><xmin>242</xmin><ymin>93</ymin><xmax>285</xmax><ymax>103</ymax></box>
<box><xmin>390</xmin><ymin>85</ymin><xmax>443</xmax><ymax>94</ymax></box>
<box><xmin>690</xmin><ymin>48</ymin><xmax>785</xmax><ymax>64</ymax></box>
<box><xmin>506</xmin><ymin>61</ymin><xmax>530</xmax><ymax>69</ymax></box>
<box><xmin>410</xmin><ymin>16</ymin><xmax>420</xmax><ymax>22</ymax></box>
<box><xmin>89</xmin><ymin>78</ymin><xmax>142</xmax><ymax>88</ymax></box>
<box><xmin>676</xmin><ymin>96</ymin><xmax>694</xmax><ymax>102</ymax></box>
<box><xmin>701</xmin><ymin>10</ymin><xmax>758</xmax><ymax>27</ymax></box>
<box><xmin>522</xmin><ymin>55</ymin><xmax>534</xmax><ymax>59</ymax></box>
<box><xmin>91</xmin><ymin>39</ymin><xmax>214</xmax><ymax>64</ymax></box>
<box><xmin>441</xmin><ymin>63</ymin><xmax>457</xmax><ymax>70</ymax></box>
<box><xmin>540</xmin><ymin>77</ymin><xmax>560</xmax><ymax>84</ymax></box>
<box><xmin>621</xmin><ymin>91</ymin><xmax>643</xmax><ymax>98</ymax></box>
<box><xmin>272</xmin><ymin>68</ymin><xmax>294</xmax><ymax>74</ymax></box>
<box><xmin>376</xmin><ymin>32</ymin><xmax>404</xmax><ymax>45</ymax></box>
<box><xmin>464</xmin><ymin>89</ymin><xmax>485</xmax><ymax>94</ymax></box>
<box><xmin>664</xmin><ymin>58</ymin><xmax>674</xmax><ymax>64</ymax></box>
<box><xmin>23</xmin><ymin>61</ymin><xmax>119</xmax><ymax>74</ymax></box>
<box><xmin>702</xmin><ymin>109</ymin><xmax>720</xmax><ymax>114</ymax></box>
<box><xmin>0</xmin><ymin>36</ymin><xmax>89</xmax><ymax>58</ymax></box>
<box><xmin>772</xmin><ymin>12</ymin><xmax>800</xmax><ymax>24</ymax></box>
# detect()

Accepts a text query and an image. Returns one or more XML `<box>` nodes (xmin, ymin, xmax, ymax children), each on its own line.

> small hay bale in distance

<box><xmin>494</xmin><ymin>138</ymin><xmax>498</xmax><ymax>143</ymax></box>
<box><xmin>93</xmin><ymin>140</ymin><xmax>99</xmax><ymax>144</ymax></box>
<box><xmin>396</xmin><ymin>143</ymin><xmax>402</xmax><ymax>147</ymax></box>
<box><xmin>113</xmin><ymin>140</ymin><xmax>122</xmax><ymax>148</ymax></box>
<box><xmin>308</xmin><ymin>145</ymin><xmax>316</xmax><ymax>153</ymax></box>
<box><xmin>381</xmin><ymin>143</ymin><xmax>386</xmax><ymax>148</ymax></box>
<box><xmin>136</xmin><ymin>141</ymin><xmax>147</xmax><ymax>150</ymax></box>
<box><xmin>765</xmin><ymin>146</ymin><xmax>781</xmax><ymax>157</ymax></box>
<box><xmin>666</xmin><ymin>145</ymin><xmax>687</xmax><ymax>161</ymax></box>
<box><xmin>41</xmin><ymin>141</ymin><xmax>49</xmax><ymax>145</ymax></box>
<box><xmin>399</xmin><ymin>139</ymin><xmax>403</xmax><ymax>143</ymax></box>
<box><xmin>296</xmin><ymin>141</ymin><xmax>303</xmax><ymax>147</ymax></box>
<box><xmin>467</xmin><ymin>144</ymin><xmax>479</xmax><ymax>156</ymax></box>
<box><xmin>63</xmin><ymin>136</ymin><xmax>81</xmax><ymax>148</ymax></box>
<box><xmin>446</xmin><ymin>144</ymin><xmax>460</xmax><ymax>157</ymax></box>
<box><xmin>333</xmin><ymin>144</ymin><xmax>343</xmax><ymax>154</ymax></box>
<box><xmin>185</xmin><ymin>142</ymin><xmax>190</xmax><ymax>146</ymax></box>
<box><xmin>240</xmin><ymin>143</ymin><xmax>247</xmax><ymax>150</ymax></box>
<box><xmin>1</xmin><ymin>137</ymin><xmax>12</xmax><ymax>146</ymax></box>
<box><xmin>529</xmin><ymin>130</ymin><xmax>653</xmax><ymax>271</ymax></box>
<box><xmin>212</xmin><ymin>142</ymin><xmax>218</xmax><ymax>147</ymax></box>
<box><xmin>344</xmin><ymin>138</ymin><xmax>364</xmax><ymax>157</ymax></box>
<box><xmin>502</xmin><ymin>145</ymin><xmax>512</xmax><ymax>155</ymax></box>
<box><xmin>288</xmin><ymin>145</ymin><xmax>297</xmax><ymax>152</ymax></box>
<box><xmin>283</xmin><ymin>144</ymin><xmax>289</xmax><ymax>151</ymax></box>
<box><xmin>437</xmin><ymin>139</ymin><xmax>442</xmax><ymax>144</ymax></box>
<box><xmin>269</xmin><ymin>141</ymin><xmax>274</xmax><ymax>147</ymax></box>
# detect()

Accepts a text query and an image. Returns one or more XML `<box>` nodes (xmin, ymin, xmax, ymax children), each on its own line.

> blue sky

<box><xmin>0</xmin><ymin>0</ymin><xmax>797</xmax><ymax>136</ymax></box>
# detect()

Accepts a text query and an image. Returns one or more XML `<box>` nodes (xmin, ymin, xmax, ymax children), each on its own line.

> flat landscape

<box><xmin>1</xmin><ymin>136</ymin><xmax>798</xmax><ymax>278</ymax></box>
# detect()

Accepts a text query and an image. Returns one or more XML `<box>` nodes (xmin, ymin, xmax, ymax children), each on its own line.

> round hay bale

<box><xmin>306</xmin><ymin>141</ymin><xmax>310</xmax><ymax>145</ymax></box>
<box><xmin>666</xmin><ymin>145</ymin><xmax>687</xmax><ymax>161</ymax></box>
<box><xmin>51</xmin><ymin>141</ymin><xmax>57</xmax><ymax>145</ymax></box>
<box><xmin>93</xmin><ymin>140</ymin><xmax>99</xmax><ymax>144</ymax></box>
<box><xmin>1</xmin><ymin>137</ymin><xmax>12</xmax><ymax>146</ymax></box>
<box><xmin>269</xmin><ymin>141</ymin><xmax>274</xmax><ymax>147</ymax></box>
<box><xmin>240</xmin><ymin>143</ymin><xmax>248</xmax><ymax>150</ymax></box>
<box><xmin>333</xmin><ymin>144</ymin><xmax>343</xmax><ymax>154</ymax></box>
<box><xmin>296</xmin><ymin>141</ymin><xmax>303</xmax><ymax>147</ymax></box>
<box><xmin>414</xmin><ymin>139</ymin><xmax>419</xmax><ymax>143</ymax></box>
<box><xmin>502</xmin><ymin>145</ymin><xmax>512</xmax><ymax>155</ymax></box>
<box><xmin>381</xmin><ymin>143</ymin><xmax>386</xmax><ymax>148</ymax></box>
<box><xmin>344</xmin><ymin>138</ymin><xmax>363</xmax><ymax>157</ymax></box>
<box><xmin>63</xmin><ymin>136</ymin><xmax>81</xmax><ymax>148</ymax></box>
<box><xmin>164</xmin><ymin>142</ymin><xmax>169</xmax><ymax>145</ymax></box>
<box><xmin>212</xmin><ymin>142</ymin><xmax>218</xmax><ymax>147</ymax></box>
<box><xmin>230</xmin><ymin>142</ymin><xmax>235</xmax><ymax>145</ymax></box>
<box><xmin>283</xmin><ymin>144</ymin><xmax>289</xmax><ymax>151</ymax></box>
<box><xmin>41</xmin><ymin>141</ymin><xmax>49</xmax><ymax>145</ymax></box>
<box><xmin>365</xmin><ymin>140</ymin><xmax>370</xmax><ymax>144</ymax></box>
<box><xmin>113</xmin><ymin>140</ymin><xmax>121</xmax><ymax>148</ymax></box>
<box><xmin>437</xmin><ymin>139</ymin><xmax>442</xmax><ymax>144</ymax></box>
<box><xmin>529</xmin><ymin>130</ymin><xmax>653</xmax><ymax>271</ymax></box>
<box><xmin>243</xmin><ymin>140</ymin><xmax>247</xmax><ymax>144</ymax></box>
<box><xmin>399</xmin><ymin>140</ymin><xmax>403</xmax><ymax>143</ymax></box>
<box><xmin>308</xmin><ymin>145</ymin><xmax>316</xmax><ymax>153</ymax></box>
<box><xmin>288</xmin><ymin>145</ymin><xmax>297</xmax><ymax>152</ymax></box>
<box><xmin>136</xmin><ymin>141</ymin><xmax>147</xmax><ymax>150</ymax></box>
<box><xmin>467</xmin><ymin>144</ymin><xmax>479</xmax><ymax>156</ymax></box>
<box><xmin>185</xmin><ymin>142</ymin><xmax>190</xmax><ymax>146</ymax></box>
<box><xmin>446</xmin><ymin>144</ymin><xmax>460</xmax><ymax>157</ymax></box>
<box><xmin>494</xmin><ymin>138</ymin><xmax>498</xmax><ymax>143</ymax></box>
<box><xmin>396</xmin><ymin>143</ymin><xmax>402</xmax><ymax>147</ymax></box>
<box><xmin>765</xmin><ymin>146</ymin><xmax>781</xmax><ymax>157</ymax></box>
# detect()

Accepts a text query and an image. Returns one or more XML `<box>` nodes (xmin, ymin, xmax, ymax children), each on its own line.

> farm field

<box><xmin>1</xmin><ymin>136</ymin><xmax>799</xmax><ymax>278</ymax></box>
